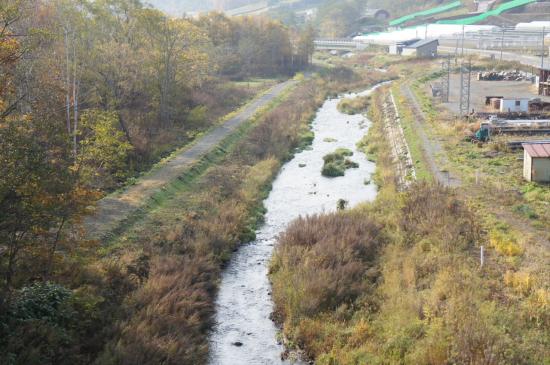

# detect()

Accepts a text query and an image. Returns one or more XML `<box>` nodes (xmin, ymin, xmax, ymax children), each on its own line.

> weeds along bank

<box><xmin>96</xmin><ymin>69</ymin><xmax>396</xmax><ymax>365</ymax></box>
<box><xmin>0</xmin><ymin>68</ymin><xmax>392</xmax><ymax>365</ymax></box>
<box><xmin>270</xmin><ymin>86</ymin><xmax>549</xmax><ymax>365</ymax></box>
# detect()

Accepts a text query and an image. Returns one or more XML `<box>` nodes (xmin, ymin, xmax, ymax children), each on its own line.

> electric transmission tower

<box><xmin>459</xmin><ymin>58</ymin><xmax>472</xmax><ymax>117</ymax></box>
<box><xmin>441</xmin><ymin>55</ymin><xmax>451</xmax><ymax>103</ymax></box>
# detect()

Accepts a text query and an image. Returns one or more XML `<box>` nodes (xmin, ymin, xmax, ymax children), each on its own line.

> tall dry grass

<box><xmin>271</xmin><ymin>180</ymin><xmax>549</xmax><ymax>365</ymax></box>
<box><xmin>95</xmin><ymin>74</ymin><xmax>345</xmax><ymax>365</ymax></box>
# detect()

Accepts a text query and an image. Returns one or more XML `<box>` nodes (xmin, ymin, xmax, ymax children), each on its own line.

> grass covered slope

<box><xmin>271</xmin><ymin>182</ymin><xmax>549</xmax><ymax>364</ymax></box>
<box><xmin>389</xmin><ymin>1</ymin><xmax>463</xmax><ymax>26</ymax></box>
<box><xmin>95</xmin><ymin>78</ymin><xmax>323</xmax><ymax>365</ymax></box>
<box><xmin>91</xmin><ymin>68</ymin><xmax>395</xmax><ymax>365</ymax></box>
<box><xmin>438</xmin><ymin>0</ymin><xmax>536</xmax><ymax>25</ymax></box>
<box><xmin>269</xmin><ymin>85</ymin><xmax>549</xmax><ymax>365</ymax></box>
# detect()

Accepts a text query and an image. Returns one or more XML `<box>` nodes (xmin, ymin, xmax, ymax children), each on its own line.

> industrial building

<box><xmin>388</xmin><ymin>38</ymin><xmax>420</xmax><ymax>55</ymax></box>
<box><xmin>523</xmin><ymin>142</ymin><xmax>550</xmax><ymax>183</ymax></box>
<box><xmin>484</xmin><ymin>95</ymin><xmax>550</xmax><ymax>113</ymax></box>
<box><xmin>499</xmin><ymin>98</ymin><xmax>530</xmax><ymax>113</ymax></box>
<box><xmin>401</xmin><ymin>39</ymin><xmax>439</xmax><ymax>58</ymax></box>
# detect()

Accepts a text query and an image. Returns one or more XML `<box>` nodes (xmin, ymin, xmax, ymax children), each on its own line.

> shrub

<box><xmin>489</xmin><ymin>229</ymin><xmax>523</xmax><ymax>257</ymax></box>
<box><xmin>504</xmin><ymin>271</ymin><xmax>533</xmax><ymax>296</ymax></box>
<box><xmin>321</xmin><ymin>161</ymin><xmax>345</xmax><ymax>177</ymax></box>
<box><xmin>0</xmin><ymin>282</ymin><xmax>103</xmax><ymax>365</ymax></box>
<box><xmin>321</xmin><ymin>148</ymin><xmax>358</xmax><ymax>177</ymax></box>
<box><xmin>337</xmin><ymin>95</ymin><xmax>371</xmax><ymax>115</ymax></box>
<box><xmin>270</xmin><ymin>212</ymin><xmax>382</xmax><ymax>325</ymax></box>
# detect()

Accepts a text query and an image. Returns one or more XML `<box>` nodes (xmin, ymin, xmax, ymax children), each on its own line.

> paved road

<box><xmin>440</xmin><ymin>46</ymin><xmax>549</xmax><ymax>69</ymax></box>
<box><xmin>84</xmin><ymin>80</ymin><xmax>296</xmax><ymax>239</ymax></box>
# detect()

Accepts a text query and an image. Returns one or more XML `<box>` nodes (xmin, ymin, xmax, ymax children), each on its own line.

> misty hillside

<box><xmin>147</xmin><ymin>0</ymin><xmax>471</xmax><ymax>20</ymax></box>
<box><xmin>145</xmin><ymin>0</ymin><xmax>276</xmax><ymax>13</ymax></box>
<box><xmin>368</xmin><ymin>0</ymin><xmax>473</xmax><ymax>15</ymax></box>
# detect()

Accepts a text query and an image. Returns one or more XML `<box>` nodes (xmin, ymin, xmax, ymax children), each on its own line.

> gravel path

<box><xmin>400</xmin><ymin>84</ymin><xmax>462</xmax><ymax>187</ymax></box>
<box><xmin>84</xmin><ymin>80</ymin><xmax>296</xmax><ymax>240</ymax></box>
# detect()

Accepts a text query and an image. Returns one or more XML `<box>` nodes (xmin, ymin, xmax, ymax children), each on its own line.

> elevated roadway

<box><xmin>314</xmin><ymin>39</ymin><xmax>365</xmax><ymax>51</ymax></box>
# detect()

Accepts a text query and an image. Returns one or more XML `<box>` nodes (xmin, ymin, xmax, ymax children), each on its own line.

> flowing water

<box><xmin>208</xmin><ymin>84</ymin><xmax>382</xmax><ymax>365</ymax></box>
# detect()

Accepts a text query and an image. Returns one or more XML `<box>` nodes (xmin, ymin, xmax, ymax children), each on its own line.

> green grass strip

<box><xmin>437</xmin><ymin>0</ymin><xmax>535</xmax><ymax>25</ymax></box>
<box><xmin>100</xmin><ymin>87</ymin><xmax>295</xmax><ymax>251</ymax></box>
<box><xmin>390</xmin><ymin>1</ymin><xmax>462</xmax><ymax>26</ymax></box>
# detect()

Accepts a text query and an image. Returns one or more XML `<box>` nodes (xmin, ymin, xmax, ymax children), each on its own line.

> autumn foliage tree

<box><xmin>0</xmin><ymin>0</ymin><xmax>95</xmax><ymax>294</ymax></box>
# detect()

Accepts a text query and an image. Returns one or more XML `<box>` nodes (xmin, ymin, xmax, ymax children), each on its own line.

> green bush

<box><xmin>321</xmin><ymin>148</ymin><xmax>358</xmax><ymax>177</ymax></box>
<box><xmin>322</xmin><ymin>162</ymin><xmax>345</xmax><ymax>177</ymax></box>
<box><xmin>0</xmin><ymin>282</ymin><xmax>103</xmax><ymax>365</ymax></box>
<box><xmin>337</xmin><ymin>95</ymin><xmax>371</xmax><ymax>115</ymax></box>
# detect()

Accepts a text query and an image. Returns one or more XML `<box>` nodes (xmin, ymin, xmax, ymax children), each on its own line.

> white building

<box><xmin>523</xmin><ymin>143</ymin><xmax>550</xmax><ymax>183</ymax></box>
<box><xmin>499</xmin><ymin>98</ymin><xmax>529</xmax><ymax>113</ymax></box>
<box><xmin>388</xmin><ymin>39</ymin><xmax>420</xmax><ymax>55</ymax></box>
<box><xmin>402</xmin><ymin>39</ymin><xmax>439</xmax><ymax>58</ymax></box>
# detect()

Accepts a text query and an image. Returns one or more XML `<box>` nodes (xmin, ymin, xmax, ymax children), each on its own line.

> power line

<box><xmin>541</xmin><ymin>26</ymin><xmax>546</xmax><ymax>69</ymax></box>
<box><xmin>441</xmin><ymin>54</ymin><xmax>451</xmax><ymax>103</ymax></box>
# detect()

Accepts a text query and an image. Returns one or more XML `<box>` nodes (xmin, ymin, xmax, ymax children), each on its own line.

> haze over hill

<box><xmin>146</xmin><ymin>0</ymin><xmax>272</xmax><ymax>13</ymax></box>
<box><xmin>147</xmin><ymin>0</ymin><xmax>463</xmax><ymax>16</ymax></box>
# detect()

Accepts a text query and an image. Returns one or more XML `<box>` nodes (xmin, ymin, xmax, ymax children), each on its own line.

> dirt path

<box><xmin>84</xmin><ymin>80</ymin><xmax>296</xmax><ymax>240</ymax></box>
<box><xmin>400</xmin><ymin>84</ymin><xmax>462</xmax><ymax>187</ymax></box>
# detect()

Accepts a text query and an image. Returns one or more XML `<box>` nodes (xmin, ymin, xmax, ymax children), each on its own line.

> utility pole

<box><xmin>500</xmin><ymin>25</ymin><xmax>505</xmax><ymax>63</ymax></box>
<box><xmin>459</xmin><ymin>58</ymin><xmax>472</xmax><ymax>117</ymax></box>
<box><xmin>441</xmin><ymin>55</ymin><xmax>451</xmax><ymax>103</ymax></box>
<box><xmin>461</xmin><ymin>24</ymin><xmax>465</xmax><ymax>58</ymax></box>
<box><xmin>542</xmin><ymin>26</ymin><xmax>546</xmax><ymax>70</ymax></box>
<box><xmin>480</xmin><ymin>245</ymin><xmax>485</xmax><ymax>268</ymax></box>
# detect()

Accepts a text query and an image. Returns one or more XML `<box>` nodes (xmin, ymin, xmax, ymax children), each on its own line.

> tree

<box><xmin>77</xmin><ymin>110</ymin><xmax>133</xmax><ymax>189</ymax></box>
<box><xmin>138</xmin><ymin>9</ymin><xmax>209</xmax><ymax>128</ymax></box>
<box><xmin>0</xmin><ymin>118</ymin><xmax>93</xmax><ymax>293</ymax></box>
<box><xmin>296</xmin><ymin>24</ymin><xmax>315</xmax><ymax>67</ymax></box>
<box><xmin>0</xmin><ymin>0</ymin><xmax>94</xmax><ymax>297</ymax></box>
<box><xmin>317</xmin><ymin>0</ymin><xmax>363</xmax><ymax>38</ymax></box>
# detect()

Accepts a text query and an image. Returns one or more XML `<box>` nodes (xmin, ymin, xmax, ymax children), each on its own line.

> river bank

<box><xmin>208</xmin><ymin>83</ymin><xmax>385</xmax><ymax>364</ymax></box>
<box><xmin>92</xmin><ymin>68</ymin><xmax>394</xmax><ymax>364</ymax></box>
<box><xmin>269</xmin><ymin>80</ymin><xmax>550</xmax><ymax>365</ymax></box>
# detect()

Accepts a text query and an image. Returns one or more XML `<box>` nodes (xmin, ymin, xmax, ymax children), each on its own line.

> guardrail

<box><xmin>438</xmin><ymin>27</ymin><xmax>548</xmax><ymax>50</ymax></box>
<box><xmin>314</xmin><ymin>39</ymin><xmax>363</xmax><ymax>51</ymax></box>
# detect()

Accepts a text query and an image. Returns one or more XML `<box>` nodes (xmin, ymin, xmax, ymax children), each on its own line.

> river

<box><xmin>208</xmin><ymin>84</ymin><xmax>381</xmax><ymax>365</ymax></box>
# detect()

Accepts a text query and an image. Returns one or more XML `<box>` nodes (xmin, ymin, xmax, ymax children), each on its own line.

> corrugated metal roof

<box><xmin>523</xmin><ymin>142</ymin><xmax>550</xmax><ymax>158</ymax></box>
<box><xmin>405</xmin><ymin>39</ymin><xmax>439</xmax><ymax>49</ymax></box>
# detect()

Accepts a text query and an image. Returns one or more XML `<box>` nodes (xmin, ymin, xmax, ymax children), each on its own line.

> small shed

<box><xmin>500</xmin><ymin>98</ymin><xmax>529</xmax><ymax>113</ymax></box>
<box><xmin>401</xmin><ymin>39</ymin><xmax>439</xmax><ymax>58</ymax></box>
<box><xmin>523</xmin><ymin>143</ymin><xmax>550</xmax><ymax>183</ymax></box>
<box><xmin>389</xmin><ymin>38</ymin><xmax>420</xmax><ymax>55</ymax></box>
